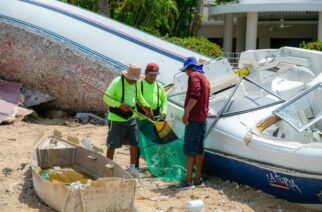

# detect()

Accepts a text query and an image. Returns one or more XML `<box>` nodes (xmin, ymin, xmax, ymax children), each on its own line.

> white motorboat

<box><xmin>167</xmin><ymin>47</ymin><xmax>322</xmax><ymax>210</ymax></box>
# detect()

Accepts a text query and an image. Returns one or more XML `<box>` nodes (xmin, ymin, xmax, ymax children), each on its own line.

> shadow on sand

<box><xmin>18</xmin><ymin>167</ymin><xmax>55</xmax><ymax>212</ymax></box>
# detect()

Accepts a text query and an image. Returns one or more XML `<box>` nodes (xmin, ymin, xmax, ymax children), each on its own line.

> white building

<box><xmin>199</xmin><ymin>0</ymin><xmax>322</xmax><ymax>54</ymax></box>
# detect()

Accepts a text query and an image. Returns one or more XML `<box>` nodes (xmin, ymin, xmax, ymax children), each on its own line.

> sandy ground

<box><xmin>0</xmin><ymin>117</ymin><xmax>313</xmax><ymax>212</ymax></box>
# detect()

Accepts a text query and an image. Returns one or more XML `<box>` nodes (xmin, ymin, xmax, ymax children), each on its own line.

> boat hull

<box><xmin>31</xmin><ymin>134</ymin><xmax>136</xmax><ymax>212</ymax></box>
<box><xmin>204</xmin><ymin>149</ymin><xmax>322</xmax><ymax>210</ymax></box>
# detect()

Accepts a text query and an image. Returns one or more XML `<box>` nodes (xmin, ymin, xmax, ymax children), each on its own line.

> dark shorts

<box><xmin>184</xmin><ymin>120</ymin><xmax>207</xmax><ymax>156</ymax></box>
<box><xmin>107</xmin><ymin>118</ymin><xmax>138</xmax><ymax>149</ymax></box>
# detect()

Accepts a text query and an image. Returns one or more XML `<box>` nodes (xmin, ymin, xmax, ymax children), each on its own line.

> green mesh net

<box><xmin>138</xmin><ymin>120</ymin><xmax>187</xmax><ymax>181</ymax></box>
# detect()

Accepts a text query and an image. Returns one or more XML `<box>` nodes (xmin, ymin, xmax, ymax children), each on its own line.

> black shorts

<box><xmin>184</xmin><ymin>120</ymin><xmax>207</xmax><ymax>156</ymax></box>
<box><xmin>107</xmin><ymin>118</ymin><xmax>138</xmax><ymax>148</ymax></box>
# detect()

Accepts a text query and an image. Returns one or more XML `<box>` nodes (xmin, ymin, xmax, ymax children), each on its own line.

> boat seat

<box><xmin>307</xmin><ymin>72</ymin><xmax>322</xmax><ymax>87</ymax></box>
<box><xmin>209</xmin><ymin>95</ymin><xmax>229</xmax><ymax>115</ymax></box>
<box><xmin>257</xmin><ymin>70</ymin><xmax>277</xmax><ymax>89</ymax></box>
<box><xmin>312</xmin><ymin>129</ymin><xmax>322</xmax><ymax>142</ymax></box>
<box><xmin>271</xmin><ymin>77</ymin><xmax>304</xmax><ymax>100</ymax></box>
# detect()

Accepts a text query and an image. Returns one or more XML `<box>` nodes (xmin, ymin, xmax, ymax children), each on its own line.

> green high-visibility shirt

<box><xmin>103</xmin><ymin>76</ymin><xmax>150</xmax><ymax>122</ymax></box>
<box><xmin>139</xmin><ymin>80</ymin><xmax>167</xmax><ymax>116</ymax></box>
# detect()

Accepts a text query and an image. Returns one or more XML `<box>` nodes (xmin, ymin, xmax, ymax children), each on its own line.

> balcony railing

<box><xmin>224</xmin><ymin>52</ymin><xmax>241</xmax><ymax>68</ymax></box>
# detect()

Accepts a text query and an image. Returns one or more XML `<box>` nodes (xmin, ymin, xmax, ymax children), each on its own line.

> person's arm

<box><xmin>182</xmin><ymin>99</ymin><xmax>197</xmax><ymax>125</ymax></box>
<box><xmin>159</xmin><ymin>85</ymin><xmax>167</xmax><ymax>117</ymax></box>
<box><xmin>136</xmin><ymin>81</ymin><xmax>152</xmax><ymax>116</ymax></box>
<box><xmin>182</xmin><ymin>75</ymin><xmax>201</xmax><ymax>125</ymax></box>
<box><xmin>103</xmin><ymin>78</ymin><xmax>121</xmax><ymax>108</ymax></box>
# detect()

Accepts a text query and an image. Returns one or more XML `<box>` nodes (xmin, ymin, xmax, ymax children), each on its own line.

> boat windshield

<box><xmin>274</xmin><ymin>83</ymin><xmax>322</xmax><ymax>132</ymax></box>
<box><xmin>168</xmin><ymin>77</ymin><xmax>284</xmax><ymax>117</ymax></box>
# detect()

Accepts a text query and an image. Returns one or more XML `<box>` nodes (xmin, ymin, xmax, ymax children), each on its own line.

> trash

<box><xmin>64</xmin><ymin>121</ymin><xmax>80</xmax><ymax>128</ymax></box>
<box><xmin>105</xmin><ymin>164</ymin><xmax>114</xmax><ymax>169</ymax></box>
<box><xmin>75</xmin><ymin>112</ymin><xmax>106</xmax><ymax>125</ymax></box>
<box><xmin>81</xmin><ymin>137</ymin><xmax>93</xmax><ymax>150</ymax></box>
<box><xmin>150</xmin><ymin>195</ymin><xmax>170</xmax><ymax>201</ymax></box>
<box><xmin>53</xmin><ymin>166</ymin><xmax>62</xmax><ymax>171</ymax></box>
<box><xmin>0</xmin><ymin>80</ymin><xmax>23</xmax><ymax>124</ymax></box>
<box><xmin>2</xmin><ymin>168</ymin><xmax>14</xmax><ymax>177</ymax></box>
<box><xmin>40</xmin><ymin>171</ymin><xmax>49</xmax><ymax>179</ymax></box>
<box><xmin>186</xmin><ymin>200</ymin><xmax>205</xmax><ymax>212</ymax></box>
<box><xmin>20</xmin><ymin>87</ymin><xmax>53</xmax><ymax>107</ymax></box>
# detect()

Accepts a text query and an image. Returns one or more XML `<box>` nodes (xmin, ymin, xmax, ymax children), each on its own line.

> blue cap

<box><xmin>180</xmin><ymin>56</ymin><xmax>204</xmax><ymax>73</ymax></box>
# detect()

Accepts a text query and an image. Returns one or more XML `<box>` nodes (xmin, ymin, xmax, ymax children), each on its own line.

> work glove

<box><xmin>119</xmin><ymin>104</ymin><xmax>132</xmax><ymax>112</ymax></box>
<box><xmin>143</xmin><ymin>107</ymin><xmax>153</xmax><ymax>117</ymax></box>
<box><xmin>159</xmin><ymin>114</ymin><xmax>166</xmax><ymax>121</ymax></box>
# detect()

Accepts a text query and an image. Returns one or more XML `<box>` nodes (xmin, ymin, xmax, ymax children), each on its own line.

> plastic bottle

<box><xmin>186</xmin><ymin>200</ymin><xmax>204</xmax><ymax>212</ymax></box>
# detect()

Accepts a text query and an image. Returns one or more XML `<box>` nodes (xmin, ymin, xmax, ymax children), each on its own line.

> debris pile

<box><xmin>0</xmin><ymin>80</ymin><xmax>33</xmax><ymax>124</ymax></box>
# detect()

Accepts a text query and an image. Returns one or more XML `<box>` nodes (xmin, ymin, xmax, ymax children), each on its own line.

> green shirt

<box><xmin>103</xmin><ymin>76</ymin><xmax>150</xmax><ymax>122</ymax></box>
<box><xmin>139</xmin><ymin>80</ymin><xmax>167</xmax><ymax>117</ymax></box>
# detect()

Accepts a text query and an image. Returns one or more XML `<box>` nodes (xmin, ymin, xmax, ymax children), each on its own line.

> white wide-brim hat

<box><xmin>121</xmin><ymin>64</ymin><xmax>144</xmax><ymax>80</ymax></box>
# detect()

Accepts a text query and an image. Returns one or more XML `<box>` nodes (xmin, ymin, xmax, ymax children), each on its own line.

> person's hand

<box><xmin>182</xmin><ymin>111</ymin><xmax>189</xmax><ymax>125</ymax></box>
<box><xmin>159</xmin><ymin>113</ymin><xmax>166</xmax><ymax>120</ymax></box>
<box><xmin>119</xmin><ymin>104</ymin><xmax>132</xmax><ymax>112</ymax></box>
<box><xmin>143</xmin><ymin>107</ymin><xmax>153</xmax><ymax>117</ymax></box>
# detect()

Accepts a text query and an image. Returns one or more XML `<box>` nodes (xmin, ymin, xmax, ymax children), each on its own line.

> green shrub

<box><xmin>164</xmin><ymin>36</ymin><xmax>223</xmax><ymax>58</ymax></box>
<box><xmin>216</xmin><ymin>0</ymin><xmax>234</xmax><ymax>4</ymax></box>
<box><xmin>300</xmin><ymin>41</ymin><xmax>322</xmax><ymax>51</ymax></box>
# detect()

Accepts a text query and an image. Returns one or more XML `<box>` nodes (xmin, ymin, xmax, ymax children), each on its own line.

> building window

<box><xmin>270</xmin><ymin>38</ymin><xmax>313</xmax><ymax>49</ymax></box>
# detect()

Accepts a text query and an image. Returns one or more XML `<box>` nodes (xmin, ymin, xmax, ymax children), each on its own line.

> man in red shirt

<box><xmin>178</xmin><ymin>56</ymin><xmax>210</xmax><ymax>189</ymax></box>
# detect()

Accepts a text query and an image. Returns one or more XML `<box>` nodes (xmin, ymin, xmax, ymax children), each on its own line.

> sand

<box><xmin>0</xmin><ymin>118</ymin><xmax>312</xmax><ymax>212</ymax></box>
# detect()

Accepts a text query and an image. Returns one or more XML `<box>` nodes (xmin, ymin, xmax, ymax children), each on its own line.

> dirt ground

<box><xmin>0</xmin><ymin>117</ymin><xmax>313</xmax><ymax>212</ymax></box>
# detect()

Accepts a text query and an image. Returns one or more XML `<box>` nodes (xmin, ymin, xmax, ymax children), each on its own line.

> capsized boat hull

<box><xmin>0</xmin><ymin>0</ymin><xmax>210</xmax><ymax>113</ymax></box>
<box><xmin>31</xmin><ymin>134</ymin><xmax>136</xmax><ymax>212</ymax></box>
<box><xmin>204</xmin><ymin>149</ymin><xmax>322</xmax><ymax>210</ymax></box>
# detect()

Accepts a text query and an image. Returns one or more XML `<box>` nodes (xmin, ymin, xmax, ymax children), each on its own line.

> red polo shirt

<box><xmin>184</xmin><ymin>71</ymin><xmax>210</xmax><ymax>122</ymax></box>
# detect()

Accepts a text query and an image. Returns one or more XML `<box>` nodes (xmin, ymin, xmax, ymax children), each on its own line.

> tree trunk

<box><xmin>99</xmin><ymin>0</ymin><xmax>110</xmax><ymax>17</ymax></box>
<box><xmin>191</xmin><ymin>0</ymin><xmax>204</xmax><ymax>36</ymax></box>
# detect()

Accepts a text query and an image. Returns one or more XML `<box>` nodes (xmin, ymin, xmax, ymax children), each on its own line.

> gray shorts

<box><xmin>107</xmin><ymin>118</ymin><xmax>138</xmax><ymax>149</ymax></box>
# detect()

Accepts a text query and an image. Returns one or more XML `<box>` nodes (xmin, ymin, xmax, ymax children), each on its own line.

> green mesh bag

<box><xmin>138</xmin><ymin>120</ymin><xmax>187</xmax><ymax>181</ymax></box>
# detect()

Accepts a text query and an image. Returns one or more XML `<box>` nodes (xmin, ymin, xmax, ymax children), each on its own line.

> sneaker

<box><xmin>177</xmin><ymin>181</ymin><xmax>195</xmax><ymax>190</ymax></box>
<box><xmin>194</xmin><ymin>180</ymin><xmax>205</xmax><ymax>188</ymax></box>
<box><xmin>127</xmin><ymin>167</ymin><xmax>140</xmax><ymax>178</ymax></box>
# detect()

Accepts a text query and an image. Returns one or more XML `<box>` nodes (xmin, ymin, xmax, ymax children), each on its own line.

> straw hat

<box><xmin>122</xmin><ymin>64</ymin><xmax>144</xmax><ymax>80</ymax></box>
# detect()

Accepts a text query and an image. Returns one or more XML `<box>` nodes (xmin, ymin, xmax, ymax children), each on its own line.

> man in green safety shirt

<box><xmin>137</xmin><ymin>63</ymin><xmax>167</xmax><ymax>120</ymax></box>
<box><xmin>136</xmin><ymin>63</ymin><xmax>167</xmax><ymax>167</ymax></box>
<box><xmin>103</xmin><ymin>64</ymin><xmax>152</xmax><ymax>177</ymax></box>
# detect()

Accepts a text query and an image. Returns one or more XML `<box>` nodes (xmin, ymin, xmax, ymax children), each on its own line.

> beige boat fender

<box><xmin>244</xmin><ymin>131</ymin><xmax>253</xmax><ymax>146</ymax></box>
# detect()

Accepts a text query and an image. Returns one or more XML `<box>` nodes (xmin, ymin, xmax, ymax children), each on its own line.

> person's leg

<box><xmin>185</xmin><ymin>155</ymin><xmax>196</xmax><ymax>183</ymax></box>
<box><xmin>179</xmin><ymin>122</ymin><xmax>197</xmax><ymax>189</ymax></box>
<box><xmin>135</xmin><ymin>149</ymin><xmax>140</xmax><ymax>168</ymax></box>
<box><xmin>106</xmin><ymin>120</ymin><xmax>125</xmax><ymax>160</ymax></box>
<box><xmin>194</xmin><ymin>154</ymin><xmax>204</xmax><ymax>182</ymax></box>
<box><xmin>106</xmin><ymin>148</ymin><xmax>115</xmax><ymax>160</ymax></box>
<box><xmin>130</xmin><ymin>145</ymin><xmax>139</xmax><ymax>165</ymax></box>
<box><xmin>126</xmin><ymin>118</ymin><xmax>140</xmax><ymax>177</ymax></box>
<box><xmin>194</xmin><ymin>120</ymin><xmax>206</xmax><ymax>185</ymax></box>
